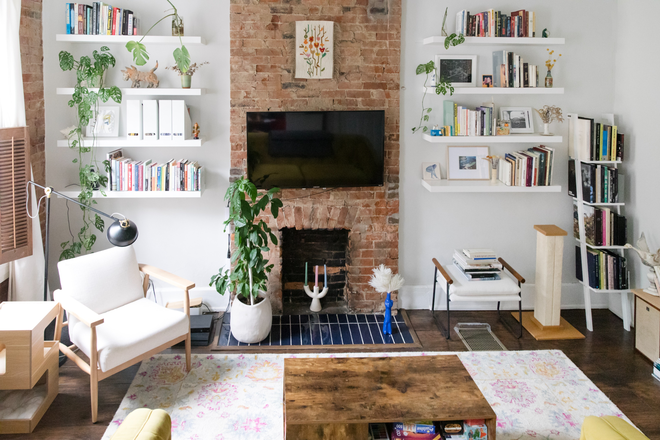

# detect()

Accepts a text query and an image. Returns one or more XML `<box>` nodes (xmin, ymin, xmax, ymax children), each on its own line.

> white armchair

<box><xmin>54</xmin><ymin>246</ymin><xmax>194</xmax><ymax>423</ymax></box>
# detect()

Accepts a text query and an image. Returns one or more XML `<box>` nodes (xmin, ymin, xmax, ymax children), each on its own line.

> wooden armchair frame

<box><xmin>55</xmin><ymin>264</ymin><xmax>195</xmax><ymax>423</ymax></box>
<box><xmin>432</xmin><ymin>257</ymin><xmax>525</xmax><ymax>339</ymax></box>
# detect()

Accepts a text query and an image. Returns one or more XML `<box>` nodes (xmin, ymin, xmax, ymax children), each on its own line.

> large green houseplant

<box><xmin>58</xmin><ymin>46</ymin><xmax>122</xmax><ymax>260</ymax></box>
<box><xmin>210</xmin><ymin>177</ymin><xmax>283</xmax><ymax>343</ymax></box>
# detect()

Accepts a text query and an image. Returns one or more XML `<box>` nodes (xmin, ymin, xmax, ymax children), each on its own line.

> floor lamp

<box><xmin>27</xmin><ymin>181</ymin><xmax>139</xmax><ymax>301</ymax></box>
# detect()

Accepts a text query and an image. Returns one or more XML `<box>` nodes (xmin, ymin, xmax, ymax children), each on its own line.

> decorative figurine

<box><xmin>121</xmin><ymin>61</ymin><xmax>159</xmax><ymax>88</ymax></box>
<box><xmin>368</xmin><ymin>264</ymin><xmax>405</xmax><ymax>336</ymax></box>
<box><xmin>542</xmin><ymin>28</ymin><xmax>549</xmax><ymax>38</ymax></box>
<box><xmin>192</xmin><ymin>122</ymin><xmax>200</xmax><ymax>140</ymax></box>
<box><xmin>303</xmin><ymin>262</ymin><xmax>328</xmax><ymax>312</ymax></box>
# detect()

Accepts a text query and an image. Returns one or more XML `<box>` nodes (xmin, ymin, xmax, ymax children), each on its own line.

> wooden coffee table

<box><xmin>284</xmin><ymin>355</ymin><xmax>496</xmax><ymax>439</ymax></box>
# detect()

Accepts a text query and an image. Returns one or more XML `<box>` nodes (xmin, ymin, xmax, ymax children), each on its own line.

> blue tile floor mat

<box><xmin>214</xmin><ymin>312</ymin><xmax>418</xmax><ymax>348</ymax></box>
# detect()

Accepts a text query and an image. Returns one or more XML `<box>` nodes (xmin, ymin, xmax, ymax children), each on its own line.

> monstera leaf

<box><xmin>126</xmin><ymin>40</ymin><xmax>149</xmax><ymax>66</ymax></box>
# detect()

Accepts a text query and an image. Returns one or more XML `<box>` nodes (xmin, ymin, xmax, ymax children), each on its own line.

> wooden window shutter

<box><xmin>0</xmin><ymin>127</ymin><xmax>32</xmax><ymax>264</ymax></box>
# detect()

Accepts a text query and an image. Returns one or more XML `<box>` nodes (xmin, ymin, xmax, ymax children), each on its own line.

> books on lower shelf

<box><xmin>441</xmin><ymin>102</ymin><xmax>495</xmax><ymax>136</ymax></box>
<box><xmin>498</xmin><ymin>145</ymin><xmax>555</xmax><ymax>187</ymax></box>
<box><xmin>568</xmin><ymin>159</ymin><xmax>622</xmax><ymax>203</ymax></box>
<box><xmin>575</xmin><ymin>246</ymin><xmax>629</xmax><ymax>290</ymax></box>
<box><xmin>454</xmin><ymin>249</ymin><xmax>502</xmax><ymax>281</ymax></box>
<box><xmin>492</xmin><ymin>50</ymin><xmax>538</xmax><ymax>88</ymax></box>
<box><xmin>374</xmin><ymin>419</ymin><xmax>487</xmax><ymax>440</ymax></box>
<box><xmin>568</xmin><ymin>115</ymin><xmax>625</xmax><ymax>161</ymax></box>
<box><xmin>66</xmin><ymin>2</ymin><xmax>139</xmax><ymax>35</ymax></box>
<box><xmin>107</xmin><ymin>149</ymin><xmax>202</xmax><ymax>192</ymax></box>
<box><xmin>573</xmin><ymin>200</ymin><xmax>627</xmax><ymax>247</ymax></box>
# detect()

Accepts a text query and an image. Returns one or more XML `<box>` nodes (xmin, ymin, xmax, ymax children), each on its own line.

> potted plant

<box><xmin>166</xmin><ymin>61</ymin><xmax>209</xmax><ymax>88</ymax></box>
<box><xmin>58</xmin><ymin>46</ymin><xmax>122</xmax><ymax>259</ymax></box>
<box><xmin>210</xmin><ymin>177</ymin><xmax>283</xmax><ymax>343</ymax></box>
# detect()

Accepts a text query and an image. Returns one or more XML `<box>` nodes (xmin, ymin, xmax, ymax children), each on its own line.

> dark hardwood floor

<box><xmin>6</xmin><ymin>309</ymin><xmax>659</xmax><ymax>439</ymax></box>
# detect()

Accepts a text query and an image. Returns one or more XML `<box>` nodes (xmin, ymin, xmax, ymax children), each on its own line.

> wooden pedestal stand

<box><xmin>513</xmin><ymin>225</ymin><xmax>584</xmax><ymax>340</ymax></box>
<box><xmin>0</xmin><ymin>301</ymin><xmax>61</xmax><ymax>434</ymax></box>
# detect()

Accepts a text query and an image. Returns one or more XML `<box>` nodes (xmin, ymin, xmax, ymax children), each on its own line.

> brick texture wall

<box><xmin>230</xmin><ymin>0</ymin><xmax>401</xmax><ymax>313</ymax></box>
<box><xmin>20</xmin><ymin>0</ymin><xmax>46</xmax><ymax>235</ymax></box>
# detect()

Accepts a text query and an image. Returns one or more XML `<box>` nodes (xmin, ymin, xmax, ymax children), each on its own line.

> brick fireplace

<box><xmin>230</xmin><ymin>0</ymin><xmax>401</xmax><ymax>314</ymax></box>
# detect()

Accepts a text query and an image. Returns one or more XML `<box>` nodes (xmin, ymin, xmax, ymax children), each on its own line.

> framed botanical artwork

<box><xmin>295</xmin><ymin>21</ymin><xmax>333</xmax><ymax>79</ymax></box>
<box><xmin>422</xmin><ymin>162</ymin><xmax>441</xmax><ymax>180</ymax></box>
<box><xmin>499</xmin><ymin>107</ymin><xmax>535</xmax><ymax>134</ymax></box>
<box><xmin>446</xmin><ymin>146</ymin><xmax>490</xmax><ymax>180</ymax></box>
<box><xmin>86</xmin><ymin>105</ymin><xmax>120</xmax><ymax>137</ymax></box>
<box><xmin>434</xmin><ymin>54</ymin><xmax>477</xmax><ymax>87</ymax></box>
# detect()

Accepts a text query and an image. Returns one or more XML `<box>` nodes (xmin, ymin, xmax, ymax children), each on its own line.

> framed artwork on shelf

<box><xmin>86</xmin><ymin>105</ymin><xmax>120</xmax><ymax>137</ymax></box>
<box><xmin>482</xmin><ymin>74</ymin><xmax>493</xmax><ymax>87</ymax></box>
<box><xmin>446</xmin><ymin>146</ymin><xmax>490</xmax><ymax>180</ymax></box>
<box><xmin>499</xmin><ymin>107</ymin><xmax>535</xmax><ymax>134</ymax></box>
<box><xmin>435</xmin><ymin>54</ymin><xmax>477</xmax><ymax>87</ymax></box>
<box><xmin>422</xmin><ymin>162</ymin><xmax>441</xmax><ymax>180</ymax></box>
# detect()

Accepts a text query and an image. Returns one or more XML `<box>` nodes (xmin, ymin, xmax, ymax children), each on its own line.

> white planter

<box><xmin>230</xmin><ymin>293</ymin><xmax>272</xmax><ymax>343</ymax></box>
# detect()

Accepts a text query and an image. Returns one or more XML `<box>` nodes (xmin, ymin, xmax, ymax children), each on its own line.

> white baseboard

<box><xmin>398</xmin><ymin>282</ymin><xmax>611</xmax><ymax>311</ymax></box>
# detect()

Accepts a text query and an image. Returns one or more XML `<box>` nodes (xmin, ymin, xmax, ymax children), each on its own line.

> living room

<box><xmin>1</xmin><ymin>0</ymin><xmax>659</xmax><ymax>439</ymax></box>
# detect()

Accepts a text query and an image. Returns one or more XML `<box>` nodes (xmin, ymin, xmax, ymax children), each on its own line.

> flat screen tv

<box><xmin>246</xmin><ymin>110</ymin><xmax>385</xmax><ymax>189</ymax></box>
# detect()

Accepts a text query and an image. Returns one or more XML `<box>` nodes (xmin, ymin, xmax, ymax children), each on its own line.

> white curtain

<box><xmin>0</xmin><ymin>0</ymin><xmax>46</xmax><ymax>302</ymax></box>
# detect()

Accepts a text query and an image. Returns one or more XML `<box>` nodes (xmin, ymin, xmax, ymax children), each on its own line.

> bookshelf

<box><xmin>421</xmin><ymin>179</ymin><xmax>560</xmax><ymax>193</ymax></box>
<box><xmin>423</xmin><ymin>133</ymin><xmax>562</xmax><ymax>144</ymax></box>
<box><xmin>57</xmin><ymin>138</ymin><xmax>204</xmax><ymax>148</ymax></box>
<box><xmin>424</xmin><ymin>87</ymin><xmax>564</xmax><ymax>95</ymax></box>
<box><xmin>56</xmin><ymin>88</ymin><xmax>205</xmax><ymax>96</ymax></box>
<box><xmin>423</xmin><ymin>36</ymin><xmax>565</xmax><ymax>46</ymax></box>
<box><xmin>58</xmin><ymin>190</ymin><xmax>203</xmax><ymax>199</ymax></box>
<box><xmin>55</xmin><ymin>34</ymin><xmax>204</xmax><ymax>44</ymax></box>
<box><xmin>568</xmin><ymin>113</ymin><xmax>630</xmax><ymax>333</ymax></box>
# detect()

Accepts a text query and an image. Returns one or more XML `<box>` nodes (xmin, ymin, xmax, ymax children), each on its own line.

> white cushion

<box><xmin>438</xmin><ymin>264</ymin><xmax>521</xmax><ymax>298</ymax></box>
<box><xmin>69</xmin><ymin>298</ymin><xmax>189</xmax><ymax>372</ymax></box>
<box><xmin>57</xmin><ymin>246</ymin><xmax>144</xmax><ymax>314</ymax></box>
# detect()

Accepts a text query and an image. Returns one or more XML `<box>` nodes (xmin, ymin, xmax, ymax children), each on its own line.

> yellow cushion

<box><xmin>110</xmin><ymin>408</ymin><xmax>171</xmax><ymax>440</ymax></box>
<box><xmin>580</xmin><ymin>416</ymin><xmax>649</xmax><ymax>440</ymax></box>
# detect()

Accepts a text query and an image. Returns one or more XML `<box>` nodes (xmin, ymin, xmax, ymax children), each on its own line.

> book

<box><xmin>392</xmin><ymin>422</ymin><xmax>435</xmax><ymax>434</ymax></box>
<box><xmin>463</xmin><ymin>249</ymin><xmax>496</xmax><ymax>259</ymax></box>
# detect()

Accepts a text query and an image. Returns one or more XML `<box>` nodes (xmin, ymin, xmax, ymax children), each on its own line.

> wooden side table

<box><xmin>633</xmin><ymin>289</ymin><xmax>660</xmax><ymax>362</ymax></box>
<box><xmin>0</xmin><ymin>301</ymin><xmax>61</xmax><ymax>434</ymax></box>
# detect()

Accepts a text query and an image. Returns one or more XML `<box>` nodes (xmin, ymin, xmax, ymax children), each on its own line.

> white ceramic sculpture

<box><xmin>304</xmin><ymin>284</ymin><xmax>328</xmax><ymax>312</ymax></box>
<box><xmin>625</xmin><ymin>233</ymin><xmax>660</xmax><ymax>295</ymax></box>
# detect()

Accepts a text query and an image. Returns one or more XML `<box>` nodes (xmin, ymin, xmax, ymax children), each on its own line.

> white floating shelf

<box><xmin>58</xmin><ymin>190</ymin><xmax>202</xmax><ymax>199</ymax></box>
<box><xmin>421</xmin><ymin>179</ymin><xmax>561</xmax><ymax>193</ymax></box>
<box><xmin>422</xmin><ymin>133</ymin><xmax>562</xmax><ymax>144</ymax></box>
<box><xmin>57</xmin><ymin>137</ymin><xmax>203</xmax><ymax>147</ymax></box>
<box><xmin>56</xmin><ymin>34</ymin><xmax>204</xmax><ymax>44</ymax></box>
<box><xmin>578</xmin><ymin>159</ymin><xmax>622</xmax><ymax>164</ymax></box>
<box><xmin>577</xmin><ymin>240</ymin><xmax>627</xmax><ymax>251</ymax></box>
<box><xmin>424</xmin><ymin>87</ymin><xmax>563</xmax><ymax>95</ymax></box>
<box><xmin>579</xmin><ymin>281</ymin><xmax>629</xmax><ymax>294</ymax></box>
<box><xmin>423</xmin><ymin>36</ymin><xmax>565</xmax><ymax>46</ymax></box>
<box><xmin>572</xmin><ymin>198</ymin><xmax>624</xmax><ymax>207</ymax></box>
<box><xmin>57</xmin><ymin>87</ymin><xmax>205</xmax><ymax>96</ymax></box>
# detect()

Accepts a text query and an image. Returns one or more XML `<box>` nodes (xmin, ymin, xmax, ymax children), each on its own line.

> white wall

<box><xmin>612</xmin><ymin>0</ymin><xmax>660</xmax><ymax>315</ymax></box>
<box><xmin>398</xmin><ymin>1</ymin><xmax>618</xmax><ymax>313</ymax></box>
<box><xmin>43</xmin><ymin>1</ymin><xmax>231</xmax><ymax>311</ymax></box>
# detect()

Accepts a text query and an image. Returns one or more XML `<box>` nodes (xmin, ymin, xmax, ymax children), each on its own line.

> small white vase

<box><xmin>230</xmin><ymin>292</ymin><xmax>272</xmax><ymax>343</ymax></box>
<box><xmin>542</xmin><ymin>122</ymin><xmax>552</xmax><ymax>136</ymax></box>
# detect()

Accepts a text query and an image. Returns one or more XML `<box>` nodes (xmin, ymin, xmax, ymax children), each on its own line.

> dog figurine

<box><xmin>121</xmin><ymin>61</ymin><xmax>159</xmax><ymax>88</ymax></box>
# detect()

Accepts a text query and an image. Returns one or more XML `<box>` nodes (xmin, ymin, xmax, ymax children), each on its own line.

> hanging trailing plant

<box><xmin>58</xmin><ymin>46</ymin><xmax>122</xmax><ymax>260</ymax></box>
<box><xmin>411</xmin><ymin>32</ymin><xmax>465</xmax><ymax>134</ymax></box>
<box><xmin>126</xmin><ymin>0</ymin><xmax>191</xmax><ymax>75</ymax></box>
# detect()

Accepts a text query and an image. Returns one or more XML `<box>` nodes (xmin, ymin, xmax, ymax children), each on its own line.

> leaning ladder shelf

<box><xmin>568</xmin><ymin>113</ymin><xmax>631</xmax><ymax>332</ymax></box>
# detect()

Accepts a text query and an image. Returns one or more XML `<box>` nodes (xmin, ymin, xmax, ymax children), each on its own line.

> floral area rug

<box><xmin>102</xmin><ymin>350</ymin><xmax>632</xmax><ymax>440</ymax></box>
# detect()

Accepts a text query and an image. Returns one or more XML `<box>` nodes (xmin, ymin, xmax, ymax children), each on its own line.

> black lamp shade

<box><xmin>107</xmin><ymin>218</ymin><xmax>138</xmax><ymax>247</ymax></box>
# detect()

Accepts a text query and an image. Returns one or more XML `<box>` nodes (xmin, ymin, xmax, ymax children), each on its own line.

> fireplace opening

<box><xmin>281</xmin><ymin>228</ymin><xmax>349</xmax><ymax>315</ymax></box>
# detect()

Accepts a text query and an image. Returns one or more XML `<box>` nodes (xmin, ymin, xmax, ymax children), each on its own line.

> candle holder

<box><xmin>304</xmin><ymin>283</ymin><xmax>329</xmax><ymax>312</ymax></box>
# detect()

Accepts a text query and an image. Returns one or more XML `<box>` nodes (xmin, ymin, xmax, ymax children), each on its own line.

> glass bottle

<box><xmin>545</xmin><ymin>69</ymin><xmax>553</xmax><ymax>88</ymax></box>
<box><xmin>172</xmin><ymin>16</ymin><xmax>184</xmax><ymax>36</ymax></box>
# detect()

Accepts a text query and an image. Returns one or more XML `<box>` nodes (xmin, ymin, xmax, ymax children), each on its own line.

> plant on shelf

<box><xmin>126</xmin><ymin>0</ymin><xmax>191</xmax><ymax>76</ymax></box>
<box><xmin>210</xmin><ymin>177</ymin><xmax>283</xmax><ymax>343</ymax></box>
<box><xmin>58</xmin><ymin>46</ymin><xmax>122</xmax><ymax>260</ymax></box>
<box><xmin>166</xmin><ymin>61</ymin><xmax>209</xmax><ymax>88</ymax></box>
<box><xmin>535</xmin><ymin>105</ymin><xmax>563</xmax><ymax>136</ymax></box>
<box><xmin>411</xmin><ymin>34</ymin><xmax>465</xmax><ymax>134</ymax></box>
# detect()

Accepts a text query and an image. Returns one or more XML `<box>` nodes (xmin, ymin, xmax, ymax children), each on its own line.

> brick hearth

<box><xmin>230</xmin><ymin>0</ymin><xmax>401</xmax><ymax>314</ymax></box>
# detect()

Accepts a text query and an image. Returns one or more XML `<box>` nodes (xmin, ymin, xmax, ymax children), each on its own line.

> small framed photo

<box><xmin>499</xmin><ymin>107</ymin><xmax>535</xmax><ymax>134</ymax></box>
<box><xmin>446</xmin><ymin>146</ymin><xmax>490</xmax><ymax>180</ymax></box>
<box><xmin>435</xmin><ymin>54</ymin><xmax>477</xmax><ymax>87</ymax></box>
<box><xmin>482</xmin><ymin>74</ymin><xmax>493</xmax><ymax>88</ymax></box>
<box><xmin>422</xmin><ymin>162</ymin><xmax>441</xmax><ymax>180</ymax></box>
<box><xmin>86</xmin><ymin>105</ymin><xmax>120</xmax><ymax>137</ymax></box>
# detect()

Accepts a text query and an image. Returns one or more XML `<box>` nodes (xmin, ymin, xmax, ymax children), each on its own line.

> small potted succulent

<box><xmin>166</xmin><ymin>61</ymin><xmax>209</xmax><ymax>88</ymax></box>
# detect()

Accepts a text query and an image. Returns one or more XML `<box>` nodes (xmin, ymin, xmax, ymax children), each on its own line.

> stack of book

<box><xmin>569</xmin><ymin>116</ymin><xmax>625</xmax><ymax>162</ymax></box>
<box><xmin>441</xmin><ymin>101</ymin><xmax>495</xmax><ymax>137</ymax></box>
<box><xmin>575</xmin><ymin>246</ymin><xmax>629</xmax><ymax>291</ymax></box>
<box><xmin>568</xmin><ymin>160</ymin><xmax>621</xmax><ymax>204</ymax></box>
<box><xmin>492</xmin><ymin>50</ymin><xmax>539</xmax><ymax>88</ymax></box>
<box><xmin>454</xmin><ymin>249</ymin><xmax>502</xmax><ymax>281</ymax></box>
<box><xmin>65</xmin><ymin>3</ymin><xmax>139</xmax><ymax>36</ymax></box>
<box><xmin>456</xmin><ymin>9</ymin><xmax>536</xmax><ymax>38</ymax></box>
<box><xmin>573</xmin><ymin>201</ymin><xmax>627</xmax><ymax>247</ymax></box>
<box><xmin>106</xmin><ymin>149</ymin><xmax>203</xmax><ymax>193</ymax></box>
<box><xmin>391</xmin><ymin>422</ymin><xmax>436</xmax><ymax>440</ymax></box>
<box><xmin>498</xmin><ymin>146</ymin><xmax>555</xmax><ymax>187</ymax></box>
